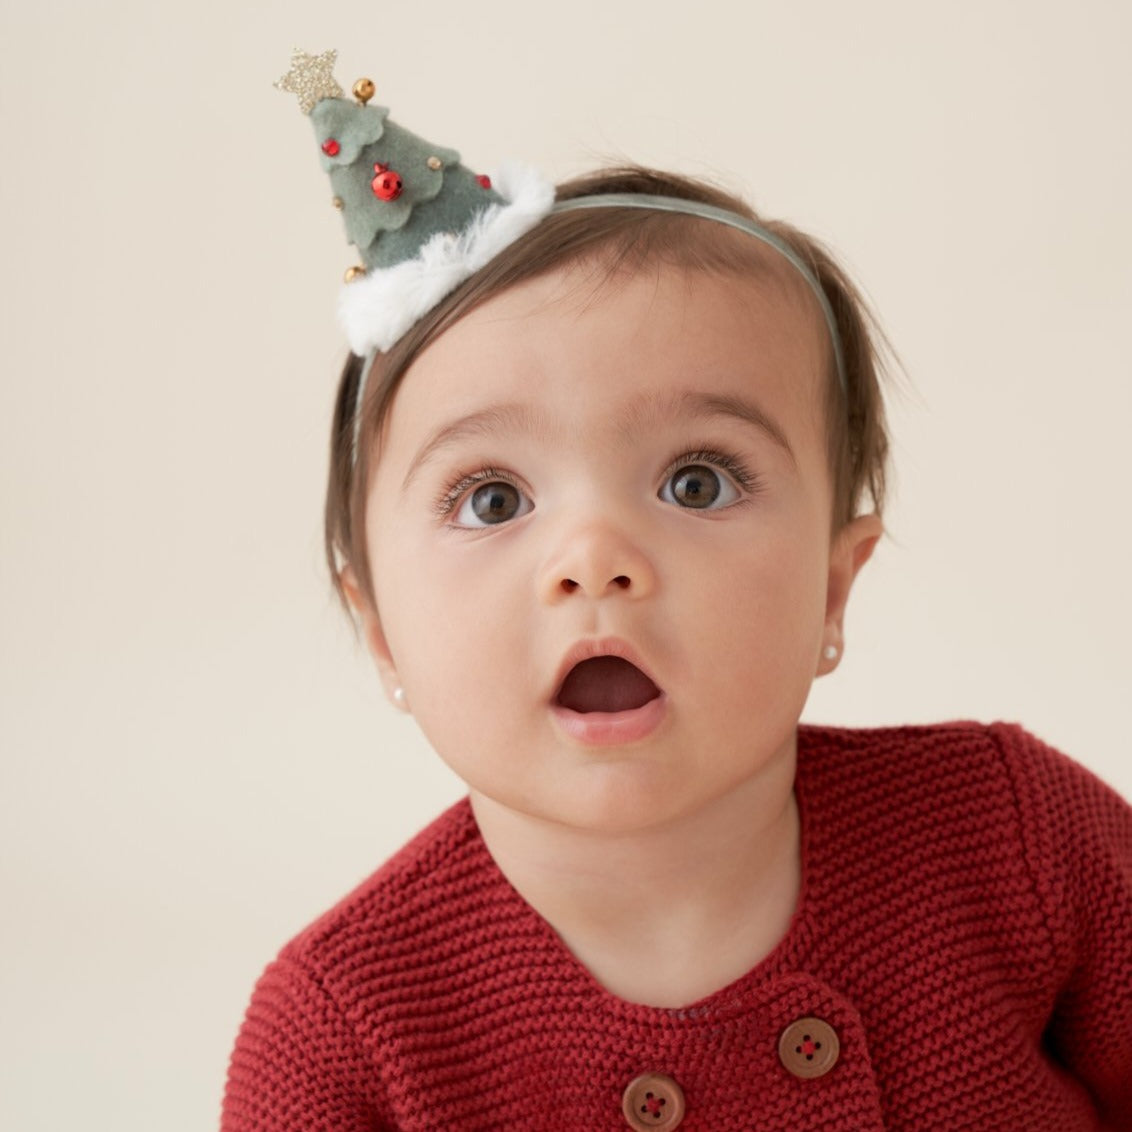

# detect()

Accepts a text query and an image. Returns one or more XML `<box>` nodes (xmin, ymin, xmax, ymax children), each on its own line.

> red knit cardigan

<box><xmin>221</xmin><ymin>723</ymin><xmax>1132</xmax><ymax>1130</ymax></box>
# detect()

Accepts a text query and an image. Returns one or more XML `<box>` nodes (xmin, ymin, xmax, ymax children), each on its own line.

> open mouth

<box><xmin>555</xmin><ymin>656</ymin><xmax>663</xmax><ymax>714</ymax></box>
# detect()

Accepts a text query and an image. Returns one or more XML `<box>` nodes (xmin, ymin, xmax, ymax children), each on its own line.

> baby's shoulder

<box><xmin>797</xmin><ymin>719</ymin><xmax>1130</xmax><ymax>907</ymax></box>
<box><xmin>797</xmin><ymin>718</ymin><xmax>1105</xmax><ymax>808</ymax></box>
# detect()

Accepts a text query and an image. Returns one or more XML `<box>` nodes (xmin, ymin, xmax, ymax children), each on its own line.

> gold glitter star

<box><xmin>274</xmin><ymin>48</ymin><xmax>344</xmax><ymax>115</ymax></box>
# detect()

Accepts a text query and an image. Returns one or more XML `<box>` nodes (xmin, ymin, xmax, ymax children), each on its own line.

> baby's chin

<box><xmin>461</xmin><ymin>761</ymin><xmax>728</xmax><ymax>842</ymax></box>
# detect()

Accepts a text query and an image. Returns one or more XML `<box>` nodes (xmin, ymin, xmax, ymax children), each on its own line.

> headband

<box><xmin>275</xmin><ymin>50</ymin><xmax>847</xmax><ymax>465</ymax></box>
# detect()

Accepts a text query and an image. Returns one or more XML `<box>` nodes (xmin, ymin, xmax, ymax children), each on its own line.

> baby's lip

<box><xmin>550</xmin><ymin>638</ymin><xmax>663</xmax><ymax>706</ymax></box>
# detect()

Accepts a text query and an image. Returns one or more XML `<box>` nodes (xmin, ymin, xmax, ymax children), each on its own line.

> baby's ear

<box><xmin>819</xmin><ymin>513</ymin><xmax>883</xmax><ymax>675</ymax></box>
<box><xmin>339</xmin><ymin>565</ymin><xmax>403</xmax><ymax>704</ymax></box>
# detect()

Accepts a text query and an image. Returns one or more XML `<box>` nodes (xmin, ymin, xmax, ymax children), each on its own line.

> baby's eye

<box><xmin>659</xmin><ymin>463</ymin><xmax>741</xmax><ymax>510</ymax></box>
<box><xmin>453</xmin><ymin>480</ymin><xmax>533</xmax><ymax>527</ymax></box>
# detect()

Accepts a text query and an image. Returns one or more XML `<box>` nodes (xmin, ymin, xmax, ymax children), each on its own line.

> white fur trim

<box><xmin>337</xmin><ymin>160</ymin><xmax>556</xmax><ymax>355</ymax></box>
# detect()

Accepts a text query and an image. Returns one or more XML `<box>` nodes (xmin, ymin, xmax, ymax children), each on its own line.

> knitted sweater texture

<box><xmin>221</xmin><ymin>723</ymin><xmax>1132</xmax><ymax>1130</ymax></box>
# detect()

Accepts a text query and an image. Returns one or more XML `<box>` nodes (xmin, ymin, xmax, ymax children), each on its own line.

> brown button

<box><xmin>621</xmin><ymin>1072</ymin><xmax>685</xmax><ymax>1130</ymax></box>
<box><xmin>778</xmin><ymin>1016</ymin><xmax>840</xmax><ymax>1079</ymax></box>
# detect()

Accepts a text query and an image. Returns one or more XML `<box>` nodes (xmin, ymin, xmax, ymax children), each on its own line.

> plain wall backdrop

<box><xmin>2</xmin><ymin>1</ymin><xmax>1129</xmax><ymax>1127</ymax></box>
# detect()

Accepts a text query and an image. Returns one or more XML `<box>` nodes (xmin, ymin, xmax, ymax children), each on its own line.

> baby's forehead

<box><xmin>464</xmin><ymin>250</ymin><xmax>832</xmax><ymax>389</ymax></box>
<box><xmin>383</xmin><ymin>257</ymin><xmax>832</xmax><ymax>458</ymax></box>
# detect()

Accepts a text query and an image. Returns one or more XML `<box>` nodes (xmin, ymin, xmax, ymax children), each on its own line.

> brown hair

<box><xmin>325</xmin><ymin>167</ymin><xmax>892</xmax><ymax>618</ymax></box>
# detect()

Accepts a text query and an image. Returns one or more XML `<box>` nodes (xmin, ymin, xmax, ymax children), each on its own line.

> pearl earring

<box><xmin>822</xmin><ymin>644</ymin><xmax>839</xmax><ymax>661</ymax></box>
<box><xmin>392</xmin><ymin>686</ymin><xmax>408</xmax><ymax>710</ymax></box>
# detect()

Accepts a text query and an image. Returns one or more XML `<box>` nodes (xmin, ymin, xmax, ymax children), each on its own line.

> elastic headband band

<box><xmin>349</xmin><ymin>193</ymin><xmax>847</xmax><ymax>466</ymax></box>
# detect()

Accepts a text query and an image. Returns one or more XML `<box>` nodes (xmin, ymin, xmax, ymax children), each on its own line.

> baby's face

<box><xmin>359</xmin><ymin>259</ymin><xmax>874</xmax><ymax>834</ymax></box>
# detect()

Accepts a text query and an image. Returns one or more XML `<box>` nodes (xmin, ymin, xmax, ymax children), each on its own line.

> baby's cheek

<box><xmin>719</xmin><ymin>554</ymin><xmax>827</xmax><ymax>661</ymax></box>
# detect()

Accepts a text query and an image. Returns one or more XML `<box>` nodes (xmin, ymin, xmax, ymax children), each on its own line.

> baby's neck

<box><xmin>469</xmin><ymin>769</ymin><xmax>801</xmax><ymax>1009</ymax></box>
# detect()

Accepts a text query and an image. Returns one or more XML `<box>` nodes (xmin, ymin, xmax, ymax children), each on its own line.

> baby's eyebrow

<box><xmin>402</xmin><ymin>402</ymin><xmax>548</xmax><ymax>490</ymax></box>
<box><xmin>620</xmin><ymin>391</ymin><xmax>797</xmax><ymax>469</ymax></box>
<box><xmin>401</xmin><ymin>390</ymin><xmax>795</xmax><ymax>491</ymax></box>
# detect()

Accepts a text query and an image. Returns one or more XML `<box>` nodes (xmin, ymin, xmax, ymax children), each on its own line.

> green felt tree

<box><xmin>277</xmin><ymin>50</ymin><xmax>503</xmax><ymax>272</ymax></box>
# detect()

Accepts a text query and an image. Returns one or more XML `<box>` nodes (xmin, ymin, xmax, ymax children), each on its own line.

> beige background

<box><xmin>2</xmin><ymin>0</ymin><xmax>1130</xmax><ymax>1127</ymax></box>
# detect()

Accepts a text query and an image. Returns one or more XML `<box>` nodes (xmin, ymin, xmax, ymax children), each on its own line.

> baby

<box><xmin>221</xmin><ymin>50</ymin><xmax>1132</xmax><ymax>1130</ymax></box>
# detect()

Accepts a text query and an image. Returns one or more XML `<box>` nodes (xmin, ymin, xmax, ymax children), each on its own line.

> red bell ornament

<box><xmin>371</xmin><ymin>162</ymin><xmax>404</xmax><ymax>201</ymax></box>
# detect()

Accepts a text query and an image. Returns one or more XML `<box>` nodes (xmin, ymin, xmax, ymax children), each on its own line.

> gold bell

<box><xmin>352</xmin><ymin>78</ymin><xmax>375</xmax><ymax>106</ymax></box>
<box><xmin>331</xmin><ymin>196</ymin><xmax>344</xmax><ymax>210</ymax></box>
<box><xmin>344</xmin><ymin>265</ymin><xmax>366</xmax><ymax>283</ymax></box>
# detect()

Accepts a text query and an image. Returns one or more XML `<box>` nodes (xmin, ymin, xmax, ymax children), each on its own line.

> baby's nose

<box><xmin>536</xmin><ymin>520</ymin><xmax>657</xmax><ymax>604</ymax></box>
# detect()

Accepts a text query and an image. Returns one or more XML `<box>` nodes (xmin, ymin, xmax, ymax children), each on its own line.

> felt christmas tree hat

<box><xmin>275</xmin><ymin>48</ymin><xmax>555</xmax><ymax>356</ymax></box>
